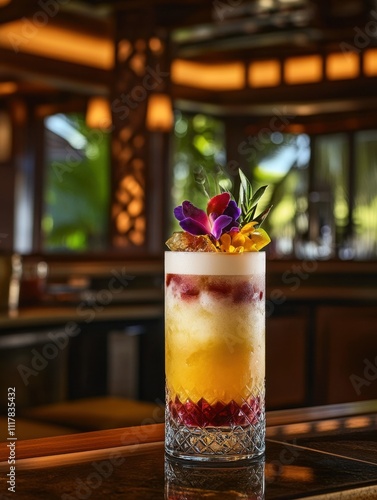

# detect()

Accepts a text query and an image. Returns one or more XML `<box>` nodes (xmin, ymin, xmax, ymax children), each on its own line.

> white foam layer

<box><xmin>165</xmin><ymin>251</ymin><xmax>265</xmax><ymax>275</ymax></box>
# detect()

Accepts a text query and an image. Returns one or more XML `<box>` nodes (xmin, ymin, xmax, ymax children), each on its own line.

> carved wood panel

<box><xmin>111</xmin><ymin>10</ymin><xmax>170</xmax><ymax>252</ymax></box>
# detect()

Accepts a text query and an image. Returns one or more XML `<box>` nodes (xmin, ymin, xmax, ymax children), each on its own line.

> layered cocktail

<box><xmin>165</xmin><ymin>251</ymin><xmax>265</xmax><ymax>461</ymax></box>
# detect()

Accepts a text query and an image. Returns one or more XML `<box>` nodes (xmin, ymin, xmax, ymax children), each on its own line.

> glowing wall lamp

<box><xmin>146</xmin><ymin>93</ymin><xmax>173</xmax><ymax>132</ymax></box>
<box><xmin>86</xmin><ymin>96</ymin><xmax>112</xmax><ymax>130</ymax></box>
<box><xmin>171</xmin><ymin>59</ymin><xmax>245</xmax><ymax>91</ymax></box>
<box><xmin>0</xmin><ymin>82</ymin><xmax>17</xmax><ymax>95</ymax></box>
<box><xmin>248</xmin><ymin>59</ymin><xmax>281</xmax><ymax>87</ymax></box>
<box><xmin>326</xmin><ymin>52</ymin><xmax>359</xmax><ymax>80</ymax></box>
<box><xmin>285</xmin><ymin>55</ymin><xmax>322</xmax><ymax>84</ymax></box>
<box><xmin>363</xmin><ymin>48</ymin><xmax>377</xmax><ymax>76</ymax></box>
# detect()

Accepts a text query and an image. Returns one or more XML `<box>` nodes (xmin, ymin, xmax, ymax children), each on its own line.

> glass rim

<box><xmin>165</xmin><ymin>251</ymin><xmax>265</xmax><ymax>276</ymax></box>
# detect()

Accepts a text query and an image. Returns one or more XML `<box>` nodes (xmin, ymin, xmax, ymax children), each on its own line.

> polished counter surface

<box><xmin>0</xmin><ymin>304</ymin><xmax>163</xmax><ymax>330</ymax></box>
<box><xmin>1</xmin><ymin>401</ymin><xmax>377</xmax><ymax>499</ymax></box>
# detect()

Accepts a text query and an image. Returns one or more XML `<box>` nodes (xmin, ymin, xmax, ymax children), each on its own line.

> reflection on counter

<box><xmin>165</xmin><ymin>456</ymin><xmax>265</xmax><ymax>499</ymax></box>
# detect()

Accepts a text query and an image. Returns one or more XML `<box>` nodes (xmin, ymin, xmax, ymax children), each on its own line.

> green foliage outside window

<box><xmin>172</xmin><ymin>113</ymin><xmax>310</xmax><ymax>257</ymax></box>
<box><xmin>244</xmin><ymin>133</ymin><xmax>310</xmax><ymax>257</ymax></box>
<box><xmin>171</xmin><ymin>111</ymin><xmax>230</xmax><ymax>231</ymax></box>
<box><xmin>42</xmin><ymin>113</ymin><xmax>110</xmax><ymax>252</ymax></box>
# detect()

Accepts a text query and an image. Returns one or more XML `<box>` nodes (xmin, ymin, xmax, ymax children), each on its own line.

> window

<box><xmin>312</xmin><ymin>134</ymin><xmax>349</xmax><ymax>259</ymax></box>
<box><xmin>171</xmin><ymin>112</ymin><xmax>228</xmax><ymax>231</ymax></box>
<box><xmin>249</xmin><ymin>133</ymin><xmax>310</xmax><ymax>258</ymax></box>
<box><xmin>172</xmin><ymin>111</ymin><xmax>377</xmax><ymax>260</ymax></box>
<box><xmin>42</xmin><ymin>113</ymin><xmax>110</xmax><ymax>252</ymax></box>
<box><xmin>353</xmin><ymin>130</ymin><xmax>377</xmax><ymax>260</ymax></box>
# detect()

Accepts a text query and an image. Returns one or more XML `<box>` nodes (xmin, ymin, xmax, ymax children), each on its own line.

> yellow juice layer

<box><xmin>165</xmin><ymin>277</ymin><xmax>265</xmax><ymax>405</ymax></box>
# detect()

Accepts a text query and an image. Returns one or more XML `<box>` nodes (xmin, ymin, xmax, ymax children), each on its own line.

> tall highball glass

<box><xmin>165</xmin><ymin>251</ymin><xmax>265</xmax><ymax>462</ymax></box>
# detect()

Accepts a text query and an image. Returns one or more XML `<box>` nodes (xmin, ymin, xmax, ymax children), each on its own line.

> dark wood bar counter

<box><xmin>1</xmin><ymin>400</ymin><xmax>377</xmax><ymax>499</ymax></box>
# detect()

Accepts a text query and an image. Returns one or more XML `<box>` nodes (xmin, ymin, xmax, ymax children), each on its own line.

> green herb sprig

<box><xmin>238</xmin><ymin>170</ymin><xmax>271</xmax><ymax>227</ymax></box>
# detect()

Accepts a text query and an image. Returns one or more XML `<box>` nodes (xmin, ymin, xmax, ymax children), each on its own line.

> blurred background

<box><xmin>0</xmin><ymin>0</ymin><xmax>376</xmax><ymax>439</ymax></box>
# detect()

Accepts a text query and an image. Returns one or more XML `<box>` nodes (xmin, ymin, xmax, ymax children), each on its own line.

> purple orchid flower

<box><xmin>174</xmin><ymin>192</ymin><xmax>241</xmax><ymax>240</ymax></box>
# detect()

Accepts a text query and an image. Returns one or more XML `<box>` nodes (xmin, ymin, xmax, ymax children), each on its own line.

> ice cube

<box><xmin>165</xmin><ymin>232</ymin><xmax>218</xmax><ymax>252</ymax></box>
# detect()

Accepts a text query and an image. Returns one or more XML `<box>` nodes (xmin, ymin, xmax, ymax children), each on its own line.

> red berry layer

<box><xmin>168</xmin><ymin>396</ymin><xmax>262</xmax><ymax>427</ymax></box>
<box><xmin>166</xmin><ymin>274</ymin><xmax>263</xmax><ymax>304</ymax></box>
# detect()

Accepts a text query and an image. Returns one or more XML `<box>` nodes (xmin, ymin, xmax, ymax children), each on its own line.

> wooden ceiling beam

<box><xmin>50</xmin><ymin>9</ymin><xmax>113</xmax><ymax>38</ymax></box>
<box><xmin>0</xmin><ymin>47</ymin><xmax>112</xmax><ymax>95</ymax></box>
<box><xmin>172</xmin><ymin>77</ymin><xmax>377</xmax><ymax>115</ymax></box>
<box><xmin>112</xmin><ymin>0</ymin><xmax>214</xmax><ymax>29</ymax></box>
<box><xmin>0</xmin><ymin>0</ymin><xmax>37</xmax><ymax>24</ymax></box>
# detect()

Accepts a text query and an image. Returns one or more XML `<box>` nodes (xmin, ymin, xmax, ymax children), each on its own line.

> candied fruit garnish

<box><xmin>165</xmin><ymin>232</ymin><xmax>218</xmax><ymax>252</ymax></box>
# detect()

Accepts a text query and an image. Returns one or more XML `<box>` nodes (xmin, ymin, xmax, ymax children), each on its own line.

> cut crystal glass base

<box><xmin>165</xmin><ymin>406</ymin><xmax>265</xmax><ymax>462</ymax></box>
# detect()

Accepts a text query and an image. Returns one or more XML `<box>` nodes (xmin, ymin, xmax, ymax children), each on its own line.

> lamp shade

<box><xmin>146</xmin><ymin>93</ymin><xmax>173</xmax><ymax>132</ymax></box>
<box><xmin>86</xmin><ymin>96</ymin><xmax>112</xmax><ymax>130</ymax></box>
